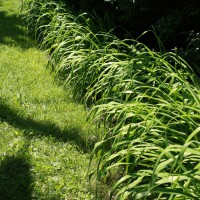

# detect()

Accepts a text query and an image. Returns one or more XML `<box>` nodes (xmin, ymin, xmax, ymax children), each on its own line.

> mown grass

<box><xmin>22</xmin><ymin>0</ymin><xmax>200</xmax><ymax>199</ymax></box>
<box><xmin>0</xmin><ymin>0</ymin><xmax>104</xmax><ymax>199</ymax></box>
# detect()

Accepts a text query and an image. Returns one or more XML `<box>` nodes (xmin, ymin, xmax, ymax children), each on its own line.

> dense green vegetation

<box><xmin>0</xmin><ymin>0</ymin><xmax>199</xmax><ymax>199</ymax></box>
<box><xmin>0</xmin><ymin>0</ymin><xmax>103</xmax><ymax>199</ymax></box>
<box><xmin>21</xmin><ymin>0</ymin><xmax>200</xmax><ymax>199</ymax></box>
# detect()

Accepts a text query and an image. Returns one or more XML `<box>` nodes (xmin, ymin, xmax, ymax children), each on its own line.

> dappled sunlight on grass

<box><xmin>0</xmin><ymin>99</ymin><xmax>94</xmax><ymax>151</ymax></box>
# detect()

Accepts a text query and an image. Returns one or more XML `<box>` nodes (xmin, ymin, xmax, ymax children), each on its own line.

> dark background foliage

<box><xmin>62</xmin><ymin>0</ymin><xmax>200</xmax><ymax>74</ymax></box>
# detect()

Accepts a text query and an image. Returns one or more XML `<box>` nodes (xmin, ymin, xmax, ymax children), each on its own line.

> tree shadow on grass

<box><xmin>0</xmin><ymin>152</ymin><xmax>33</xmax><ymax>200</ymax></box>
<box><xmin>0</xmin><ymin>9</ymin><xmax>35</xmax><ymax>49</ymax></box>
<box><xmin>0</xmin><ymin>100</ymin><xmax>94</xmax><ymax>152</ymax></box>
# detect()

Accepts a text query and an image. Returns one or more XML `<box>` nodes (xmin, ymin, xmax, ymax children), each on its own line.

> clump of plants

<box><xmin>22</xmin><ymin>0</ymin><xmax>200</xmax><ymax>199</ymax></box>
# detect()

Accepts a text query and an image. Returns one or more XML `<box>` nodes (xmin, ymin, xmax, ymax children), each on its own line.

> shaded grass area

<box><xmin>0</xmin><ymin>151</ymin><xmax>32</xmax><ymax>200</ymax></box>
<box><xmin>0</xmin><ymin>0</ymin><xmax>34</xmax><ymax>48</ymax></box>
<box><xmin>0</xmin><ymin>0</ymin><xmax>101</xmax><ymax>199</ymax></box>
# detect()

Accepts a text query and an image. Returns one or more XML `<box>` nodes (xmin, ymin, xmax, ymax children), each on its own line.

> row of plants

<box><xmin>22</xmin><ymin>0</ymin><xmax>200</xmax><ymax>199</ymax></box>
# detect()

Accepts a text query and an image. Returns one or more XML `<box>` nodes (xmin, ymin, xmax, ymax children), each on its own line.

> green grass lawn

<box><xmin>0</xmin><ymin>0</ymin><xmax>100</xmax><ymax>199</ymax></box>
